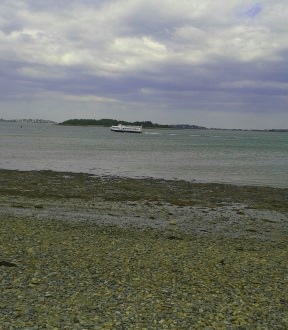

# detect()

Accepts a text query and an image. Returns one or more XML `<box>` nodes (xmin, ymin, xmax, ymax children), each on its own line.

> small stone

<box><xmin>27</xmin><ymin>247</ymin><xmax>35</xmax><ymax>254</ymax></box>
<box><xmin>34</xmin><ymin>204</ymin><xmax>44</xmax><ymax>209</ymax></box>
<box><xmin>30</xmin><ymin>278</ymin><xmax>40</xmax><ymax>285</ymax></box>
<box><xmin>73</xmin><ymin>317</ymin><xmax>80</xmax><ymax>323</ymax></box>
<box><xmin>169</xmin><ymin>220</ymin><xmax>177</xmax><ymax>225</ymax></box>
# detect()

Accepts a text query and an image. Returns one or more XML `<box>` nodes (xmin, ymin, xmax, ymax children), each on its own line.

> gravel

<box><xmin>0</xmin><ymin>169</ymin><xmax>287</xmax><ymax>329</ymax></box>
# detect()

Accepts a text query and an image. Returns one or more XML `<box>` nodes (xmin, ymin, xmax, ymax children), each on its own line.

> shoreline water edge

<box><xmin>1</xmin><ymin>169</ymin><xmax>287</xmax><ymax>329</ymax></box>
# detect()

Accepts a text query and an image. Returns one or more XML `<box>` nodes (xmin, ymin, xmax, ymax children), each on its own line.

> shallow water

<box><xmin>0</xmin><ymin>122</ymin><xmax>287</xmax><ymax>187</ymax></box>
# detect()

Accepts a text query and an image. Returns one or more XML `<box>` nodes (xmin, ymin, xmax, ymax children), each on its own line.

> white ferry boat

<box><xmin>110</xmin><ymin>124</ymin><xmax>142</xmax><ymax>133</ymax></box>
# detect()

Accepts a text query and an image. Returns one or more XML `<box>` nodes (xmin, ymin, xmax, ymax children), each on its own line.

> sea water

<box><xmin>0</xmin><ymin>122</ymin><xmax>287</xmax><ymax>188</ymax></box>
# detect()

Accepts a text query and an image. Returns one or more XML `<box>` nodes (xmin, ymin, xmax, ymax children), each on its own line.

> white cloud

<box><xmin>107</xmin><ymin>36</ymin><xmax>167</xmax><ymax>72</ymax></box>
<box><xmin>1</xmin><ymin>1</ymin><xmax>287</xmax><ymax>68</ymax></box>
<box><xmin>61</xmin><ymin>94</ymin><xmax>118</xmax><ymax>103</ymax></box>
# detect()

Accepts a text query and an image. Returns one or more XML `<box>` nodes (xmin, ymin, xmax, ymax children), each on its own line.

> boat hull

<box><xmin>110</xmin><ymin>124</ymin><xmax>142</xmax><ymax>133</ymax></box>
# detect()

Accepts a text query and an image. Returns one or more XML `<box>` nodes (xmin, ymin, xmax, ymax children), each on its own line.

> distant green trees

<box><xmin>59</xmin><ymin>118</ymin><xmax>170</xmax><ymax>128</ymax></box>
<box><xmin>59</xmin><ymin>118</ymin><xmax>206</xmax><ymax>129</ymax></box>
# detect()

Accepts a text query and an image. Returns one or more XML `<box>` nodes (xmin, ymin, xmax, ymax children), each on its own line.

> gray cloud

<box><xmin>0</xmin><ymin>0</ymin><xmax>288</xmax><ymax>128</ymax></box>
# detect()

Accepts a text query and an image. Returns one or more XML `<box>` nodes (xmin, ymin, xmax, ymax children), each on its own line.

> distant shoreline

<box><xmin>1</xmin><ymin>118</ymin><xmax>287</xmax><ymax>131</ymax></box>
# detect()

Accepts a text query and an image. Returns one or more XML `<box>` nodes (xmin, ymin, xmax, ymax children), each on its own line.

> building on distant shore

<box><xmin>0</xmin><ymin>119</ymin><xmax>56</xmax><ymax>124</ymax></box>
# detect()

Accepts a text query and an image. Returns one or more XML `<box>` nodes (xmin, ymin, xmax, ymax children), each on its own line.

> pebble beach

<box><xmin>1</xmin><ymin>169</ymin><xmax>288</xmax><ymax>329</ymax></box>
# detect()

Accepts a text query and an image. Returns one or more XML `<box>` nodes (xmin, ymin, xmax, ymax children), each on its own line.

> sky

<box><xmin>0</xmin><ymin>0</ymin><xmax>288</xmax><ymax>129</ymax></box>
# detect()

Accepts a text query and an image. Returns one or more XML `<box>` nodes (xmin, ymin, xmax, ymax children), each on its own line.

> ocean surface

<box><xmin>0</xmin><ymin>122</ymin><xmax>287</xmax><ymax>188</ymax></box>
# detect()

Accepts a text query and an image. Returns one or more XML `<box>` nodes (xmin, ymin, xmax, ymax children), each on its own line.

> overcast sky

<box><xmin>0</xmin><ymin>0</ymin><xmax>288</xmax><ymax>128</ymax></box>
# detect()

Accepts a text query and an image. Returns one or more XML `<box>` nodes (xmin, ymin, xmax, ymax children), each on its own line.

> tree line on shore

<box><xmin>59</xmin><ymin>118</ymin><xmax>171</xmax><ymax>128</ymax></box>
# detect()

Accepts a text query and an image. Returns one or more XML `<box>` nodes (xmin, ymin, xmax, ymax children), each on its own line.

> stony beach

<box><xmin>0</xmin><ymin>169</ymin><xmax>287</xmax><ymax>329</ymax></box>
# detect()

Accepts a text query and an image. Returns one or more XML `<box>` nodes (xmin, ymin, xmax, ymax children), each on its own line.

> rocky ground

<box><xmin>0</xmin><ymin>169</ymin><xmax>287</xmax><ymax>329</ymax></box>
